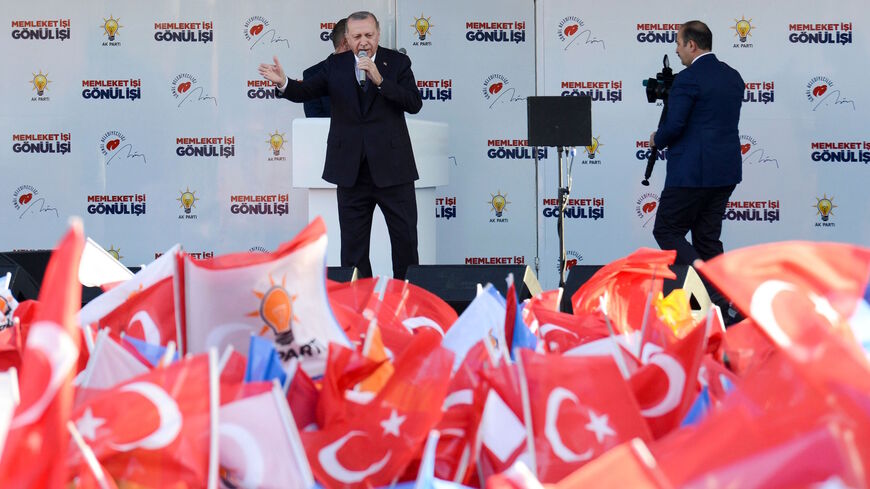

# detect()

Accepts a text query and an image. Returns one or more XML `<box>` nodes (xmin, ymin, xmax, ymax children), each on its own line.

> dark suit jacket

<box><xmin>279</xmin><ymin>47</ymin><xmax>423</xmax><ymax>188</ymax></box>
<box><xmin>654</xmin><ymin>54</ymin><xmax>744</xmax><ymax>188</ymax></box>
<box><xmin>302</xmin><ymin>57</ymin><xmax>331</xmax><ymax>118</ymax></box>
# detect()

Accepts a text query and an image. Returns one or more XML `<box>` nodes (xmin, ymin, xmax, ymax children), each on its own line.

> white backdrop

<box><xmin>2</xmin><ymin>0</ymin><xmax>869</xmax><ymax>290</ymax></box>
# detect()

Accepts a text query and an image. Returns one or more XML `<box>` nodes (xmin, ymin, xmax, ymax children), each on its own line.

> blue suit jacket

<box><xmin>278</xmin><ymin>47</ymin><xmax>423</xmax><ymax>188</ymax></box>
<box><xmin>654</xmin><ymin>54</ymin><xmax>744</xmax><ymax>188</ymax></box>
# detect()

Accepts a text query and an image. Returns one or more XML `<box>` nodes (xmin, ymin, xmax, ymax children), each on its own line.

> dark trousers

<box><xmin>335</xmin><ymin>159</ymin><xmax>419</xmax><ymax>280</ymax></box>
<box><xmin>653</xmin><ymin>185</ymin><xmax>736</xmax><ymax>308</ymax></box>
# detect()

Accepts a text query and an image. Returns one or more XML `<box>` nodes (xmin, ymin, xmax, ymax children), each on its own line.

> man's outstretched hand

<box><xmin>258</xmin><ymin>56</ymin><xmax>287</xmax><ymax>87</ymax></box>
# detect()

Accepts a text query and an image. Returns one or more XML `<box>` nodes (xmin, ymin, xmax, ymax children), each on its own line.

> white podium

<box><xmin>292</xmin><ymin>118</ymin><xmax>448</xmax><ymax>277</ymax></box>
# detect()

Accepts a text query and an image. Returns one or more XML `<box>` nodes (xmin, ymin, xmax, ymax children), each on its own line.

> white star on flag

<box><xmin>380</xmin><ymin>409</ymin><xmax>406</xmax><ymax>437</ymax></box>
<box><xmin>75</xmin><ymin>407</ymin><xmax>106</xmax><ymax>441</ymax></box>
<box><xmin>584</xmin><ymin>409</ymin><xmax>615</xmax><ymax>444</ymax></box>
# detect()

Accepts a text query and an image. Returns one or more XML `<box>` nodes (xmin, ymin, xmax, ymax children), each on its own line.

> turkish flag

<box><xmin>94</xmin><ymin>277</ymin><xmax>179</xmax><ymax>348</ymax></box>
<box><xmin>656</xmin><ymin>400</ymin><xmax>866</xmax><ymax>488</ymax></box>
<box><xmin>698</xmin><ymin>354</ymin><xmax>739</xmax><ymax>406</ymax></box>
<box><xmin>219</xmin><ymin>382</ymin><xmax>313</xmax><ymax>489</ymax></box>
<box><xmin>327</xmin><ymin>278</ymin><xmax>377</xmax><ymax>315</ymax></box>
<box><xmin>477</xmin><ymin>360</ymin><xmax>531</xmax><ymax>481</ymax></box>
<box><xmin>720</xmin><ymin>318</ymin><xmax>774</xmax><ymax>376</ymax></box>
<box><xmin>524</xmin><ymin>289</ymin><xmax>563</xmax><ymax>320</ymax></box>
<box><xmin>571</xmin><ymin>248</ymin><xmax>676</xmax><ymax>333</ymax></box>
<box><xmin>184</xmin><ymin>218</ymin><xmax>350</xmax><ymax>378</ymax></box>
<box><xmin>553</xmin><ymin>438</ymin><xmax>672</xmax><ymax>489</ymax></box>
<box><xmin>67</xmin><ymin>352</ymin><xmax>217</xmax><ymax>488</ymax></box>
<box><xmin>369</xmin><ymin>278</ymin><xmax>458</xmax><ymax>338</ymax></box>
<box><xmin>434</xmin><ymin>340</ymin><xmax>494</xmax><ymax>483</ymax></box>
<box><xmin>695</xmin><ymin>241</ymin><xmax>870</xmax><ymax>351</ymax></box>
<box><xmin>316</xmin><ymin>342</ymin><xmax>383</xmax><ymax>428</ymax></box>
<box><xmin>0</xmin><ymin>222</ymin><xmax>84</xmax><ymax>489</ymax></box>
<box><xmin>630</xmin><ymin>321</ymin><xmax>707</xmax><ymax>439</ymax></box>
<box><xmin>69</xmin><ymin>420</ymin><xmax>120</xmax><ymax>489</ymax></box>
<box><xmin>74</xmin><ymin>329</ymin><xmax>150</xmax><ymax>407</ymax></box>
<box><xmin>485</xmin><ymin>460</ymin><xmax>544</xmax><ymax>489</ymax></box>
<box><xmin>302</xmin><ymin>332</ymin><xmax>453</xmax><ymax>488</ymax></box>
<box><xmin>0</xmin><ymin>323</ymin><xmax>22</xmax><ymax>372</ymax></box>
<box><xmin>532</xmin><ymin>307</ymin><xmax>609</xmax><ymax>354</ymax></box>
<box><xmin>357</xmin><ymin>321</ymin><xmax>395</xmax><ymax>394</ymax></box>
<box><xmin>286</xmin><ymin>359</ymin><xmax>320</xmax><ymax>432</ymax></box>
<box><xmin>520</xmin><ymin>349</ymin><xmax>652</xmax><ymax>482</ymax></box>
<box><xmin>79</xmin><ymin>245</ymin><xmax>182</xmax><ymax>350</ymax></box>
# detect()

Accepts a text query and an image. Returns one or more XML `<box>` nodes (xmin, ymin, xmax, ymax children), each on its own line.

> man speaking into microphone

<box><xmin>258</xmin><ymin>11</ymin><xmax>423</xmax><ymax>279</ymax></box>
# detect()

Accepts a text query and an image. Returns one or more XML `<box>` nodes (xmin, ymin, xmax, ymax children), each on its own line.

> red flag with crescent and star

<box><xmin>66</xmin><ymin>352</ymin><xmax>217</xmax><ymax>488</ymax></box>
<box><xmin>0</xmin><ymin>221</ymin><xmax>85</xmax><ymax>489</ymax></box>
<box><xmin>519</xmin><ymin>349</ymin><xmax>652</xmax><ymax>483</ymax></box>
<box><xmin>302</xmin><ymin>332</ymin><xmax>453</xmax><ymax>488</ymax></box>
<box><xmin>695</xmin><ymin>241</ymin><xmax>870</xmax><ymax>354</ymax></box>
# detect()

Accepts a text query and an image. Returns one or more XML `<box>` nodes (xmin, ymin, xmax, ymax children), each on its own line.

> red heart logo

<box><xmin>813</xmin><ymin>85</ymin><xmax>827</xmax><ymax>97</ymax></box>
<box><xmin>106</xmin><ymin>139</ymin><xmax>120</xmax><ymax>151</ymax></box>
<box><xmin>566</xmin><ymin>258</ymin><xmax>578</xmax><ymax>269</ymax></box>
<box><xmin>564</xmin><ymin>25</ymin><xmax>579</xmax><ymax>36</ymax></box>
<box><xmin>642</xmin><ymin>202</ymin><xmax>657</xmax><ymax>214</ymax></box>
<box><xmin>489</xmin><ymin>83</ymin><xmax>503</xmax><ymax>94</ymax></box>
<box><xmin>178</xmin><ymin>81</ymin><xmax>192</xmax><ymax>93</ymax></box>
<box><xmin>250</xmin><ymin>24</ymin><xmax>264</xmax><ymax>36</ymax></box>
<box><xmin>19</xmin><ymin>193</ymin><xmax>33</xmax><ymax>205</ymax></box>
<box><xmin>741</xmin><ymin>143</ymin><xmax>751</xmax><ymax>154</ymax></box>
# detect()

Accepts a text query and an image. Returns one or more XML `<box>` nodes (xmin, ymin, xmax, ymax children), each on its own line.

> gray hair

<box><xmin>347</xmin><ymin>11</ymin><xmax>379</xmax><ymax>30</ymax></box>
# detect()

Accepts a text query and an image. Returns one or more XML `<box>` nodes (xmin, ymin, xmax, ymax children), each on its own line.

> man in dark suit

<box><xmin>650</xmin><ymin>20</ymin><xmax>744</xmax><ymax>321</ymax></box>
<box><xmin>303</xmin><ymin>19</ymin><xmax>348</xmax><ymax>118</ymax></box>
<box><xmin>258</xmin><ymin>11</ymin><xmax>423</xmax><ymax>279</ymax></box>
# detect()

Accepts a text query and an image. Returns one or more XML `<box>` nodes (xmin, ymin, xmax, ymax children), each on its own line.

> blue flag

<box><xmin>680</xmin><ymin>386</ymin><xmax>712</xmax><ymax>427</ymax></box>
<box><xmin>505</xmin><ymin>274</ymin><xmax>537</xmax><ymax>360</ymax></box>
<box><xmin>122</xmin><ymin>335</ymin><xmax>178</xmax><ymax>367</ymax></box>
<box><xmin>245</xmin><ymin>335</ymin><xmax>288</xmax><ymax>386</ymax></box>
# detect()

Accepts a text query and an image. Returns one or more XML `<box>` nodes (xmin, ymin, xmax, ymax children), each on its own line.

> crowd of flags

<box><xmin>1</xmin><ymin>216</ymin><xmax>869</xmax><ymax>488</ymax></box>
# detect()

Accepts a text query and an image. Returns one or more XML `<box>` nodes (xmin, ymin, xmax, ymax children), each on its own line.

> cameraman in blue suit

<box><xmin>650</xmin><ymin>20</ymin><xmax>744</xmax><ymax>322</ymax></box>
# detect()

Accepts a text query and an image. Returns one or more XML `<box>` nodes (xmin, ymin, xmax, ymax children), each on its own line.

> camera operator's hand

<box><xmin>649</xmin><ymin>132</ymin><xmax>657</xmax><ymax>148</ymax></box>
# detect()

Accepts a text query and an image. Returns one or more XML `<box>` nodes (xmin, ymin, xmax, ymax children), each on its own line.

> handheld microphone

<box><xmin>358</xmin><ymin>50</ymin><xmax>367</xmax><ymax>86</ymax></box>
<box><xmin>641</xmin><ymin>146</ymin><xmax>656</xmax><ymax>186</ymax></box>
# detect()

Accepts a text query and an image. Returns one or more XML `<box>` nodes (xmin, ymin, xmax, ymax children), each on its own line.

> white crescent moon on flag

<box><xmin>129</xmin><ymin>310</ymin><xmax>161</xmax><ymax>345</ymax></box>
<box><xmin>442</xmin><ymin>389</ymin><xmax>473</xmax><ymax>411</ymax></box>
<box><xmin>538</xmin><ymin>323</ymin><xmax>579</xmax><ymax>339</ymax></box>
<box><xmin>750</xmin><ymin>280</ymin><xmax>795</xmax><ymax>348</ymax></box>
<box><xmin>545</xmin><ymin>387</ymin><xmax>593</xmax><ymax>463</ymax></box>
<box><xmin>109</xmin><ymin>381</ymin><xmax>182</xmax><ymax>452</ymax></box>
<box><xmin>318</xmin><ymin>430</ymin><xmax>391</xmax><ymax>484</ymax></box>
<box><xmin>219</xmin><ymin>423</ymin><xmax>265</xmax><ymax>488</ymax></box>
<box><xmin>402</xmin><ymin>316</ymin><xmax>445</xmax><ymax>337</ymax></box>
<box><xmin>11</xmin><ymin>321</ymin><xmax>78</xmax><ymax>428</ymax></box>
<box><xmin>638</xmin><ymin>351</ymin><xmax>686</xmax><ymax>418</ymax></box>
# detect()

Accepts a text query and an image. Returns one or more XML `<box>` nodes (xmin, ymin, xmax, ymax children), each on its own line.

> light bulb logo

<box><xmin>814</xmin><ymin>194</ymin><xmax>836</xmax><ymax>222</ymax></box>
<box><xmin>268</xmin><ymin>131</ymin><xmax>285</xmax><ymax>156</ymax></box>
<box><xmin>585</xmin><ymin>136</ymin><xmax>602</xmax><ymax>159</ymax></box>
<box><xmin>248</xmin><ymin>274</ymin><xmax>298</xmax><ymax>340</ymax></box>
<box><xmin>106</xmin><ymin>245</ymin><xmax>123</xmax><ymax>261</ymax></box>
<box><xmin>412</xmin><ymin>14</ymin><xmax>433</xmax><ymax>40</ymax></box>
<box><xmin>732</xmin><ymin>16</ymin><xmax>753</xmax><ymax>43</ymax></box>
<box><xmin>177</xmin><ymin>187</ymin><xmax>198</xmax><ymax>214</ymax></box>
<box><xmin>31</xmin><ymin>70</ymin><xmax>50</xmax><ymax>96</ymax></box>
<box><xmin>489</xmin><ymin>190</ymin><xmax>510</xmax><ymax>217</ymax></box>
<box><xmin>102</xmin><ymin>16</ymin><xmax>122</xmax><ymax>41</ymax></box>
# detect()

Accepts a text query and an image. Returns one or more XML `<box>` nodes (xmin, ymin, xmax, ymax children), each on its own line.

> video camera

<box><xmin>640</xmin><ymin>54</ymin><xmax>675</xmax><ymax>185</ymax></box>
<box><xmin>643</xmin><ymin>55</ymin><xmax>675</xmax><ymax>103</ymax></box>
